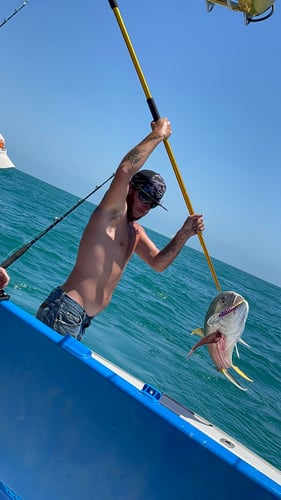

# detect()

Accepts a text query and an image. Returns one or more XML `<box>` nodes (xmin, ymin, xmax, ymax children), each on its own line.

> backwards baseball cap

<box><xmin>131</xmin><ymin>170</ymin><xmax>167</xmax><ymax>210</ymax></box>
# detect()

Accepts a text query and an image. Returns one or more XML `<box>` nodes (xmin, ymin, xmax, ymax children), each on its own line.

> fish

<box><xmin>187</xmin><ymin>291</ymin><xmax>252</xmax><ymax>391</ymax></box>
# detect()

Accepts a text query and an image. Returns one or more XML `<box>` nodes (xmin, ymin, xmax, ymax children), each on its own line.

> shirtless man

<box><xmin>36</xmin><ymin>118</ymin><xmax>204</xmax><ymax>340</ymax></box>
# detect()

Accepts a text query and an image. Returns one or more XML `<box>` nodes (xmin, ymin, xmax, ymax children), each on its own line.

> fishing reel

<box><xmin>205</xmin><ymin>0</ymin><xmax>275</xmax><ymax>24</ymax></box>
<box><xmin>0</xmin><ymin>289</ymin><xmax>10</xmax><ymax>301</ymax></box>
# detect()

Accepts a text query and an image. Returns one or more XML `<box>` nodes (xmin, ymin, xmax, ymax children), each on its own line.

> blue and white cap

<box><xmin>131</xmin><ymin>170</ymin><xmax>167</xmax><ymax>210</ymax></box>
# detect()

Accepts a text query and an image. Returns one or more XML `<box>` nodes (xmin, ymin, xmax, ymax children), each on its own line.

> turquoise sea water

<box><xmin>1</xmin><ymin>168</ymin><xmax>281</xmax><ymax>472</ymax></box>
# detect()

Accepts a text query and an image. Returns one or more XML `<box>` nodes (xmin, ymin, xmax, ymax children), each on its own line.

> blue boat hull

<box><xmin>0</xmin><ymin>300</ymin><xmax>280</xmax><ymax>500</ymax></box>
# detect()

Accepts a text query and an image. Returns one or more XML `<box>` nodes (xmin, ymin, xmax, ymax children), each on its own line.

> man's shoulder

<box><xmin>132</xmin><ymin>221</ymin><xmax>142</xmax><ymax>234</ymax></box>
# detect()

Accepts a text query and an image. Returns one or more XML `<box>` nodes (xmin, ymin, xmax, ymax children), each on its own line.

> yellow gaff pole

<box><xmin>108</xmin><ymin>0</ymin><xmax>221</xmax><ymax>291</ymax></box>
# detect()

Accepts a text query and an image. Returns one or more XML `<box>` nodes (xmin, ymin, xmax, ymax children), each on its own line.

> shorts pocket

<box><xmin>55</xmin><ymin>308</ymin><xmax>83</xmax><ymax>338</ymax></box>
<box><xmin>36</xmin><ymin>302</ymin><xmax>56</xmax><ymax>324</ymax></box>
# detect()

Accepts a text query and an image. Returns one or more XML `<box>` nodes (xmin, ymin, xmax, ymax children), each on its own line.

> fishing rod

<box><xmin>108</xmin><ymin>1</ymin><xmax>221</xmax><ymax>291</ymax></box>
<box><xmin>0</xmin><ymin>1</ymin><xmax>28</xmax><ymax>29</ymax></box>
<box><xmin>0</xmin><ymin>173</ymin><xmax>114</xmax><ymax>272</ymax></box>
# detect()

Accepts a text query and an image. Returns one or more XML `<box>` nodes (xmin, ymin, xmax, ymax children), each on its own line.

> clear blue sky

<box><xmin>1</xmin><ymin>1</ymin><xmax>280</xmax><ymax>287</ymax></box>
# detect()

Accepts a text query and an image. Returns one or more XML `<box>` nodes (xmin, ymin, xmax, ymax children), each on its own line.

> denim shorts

<box><xmin>36</xmin><ymin>286</ymin><xmax>94</xmax><ymax>341</ymax></box>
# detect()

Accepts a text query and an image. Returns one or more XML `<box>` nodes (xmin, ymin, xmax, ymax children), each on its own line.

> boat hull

<box><xmin>0</xmin><ymin>300</ymin><xmax>280</xmax><ymax>500</ymax></box>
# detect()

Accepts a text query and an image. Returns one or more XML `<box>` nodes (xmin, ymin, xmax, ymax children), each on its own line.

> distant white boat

<box><xmin>0</xmin><ymin>133</ymin><xmax>15</xmax><ymax>168</ymax></box>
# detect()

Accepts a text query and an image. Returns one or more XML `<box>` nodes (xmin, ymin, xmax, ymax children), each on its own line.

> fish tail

<box><xmin>221</xmin><ymin>368</ymin><xmax>248</xmax><ymax>391</ymax></box>
<box><xmin>232</xmin><ymin>364</ymin><xmax>253</xmax><ymax>382</ymax></box>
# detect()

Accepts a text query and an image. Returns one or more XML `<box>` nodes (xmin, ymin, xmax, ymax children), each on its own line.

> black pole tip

<box><xmin>147</xmin><ymin>98</ymin><xmax>161</xmax><ymax>122</ymax></box>
<box><xmin>108</xmin><ymin>0</ymin><xmax>118</xmax><ymax>9</ymax></box>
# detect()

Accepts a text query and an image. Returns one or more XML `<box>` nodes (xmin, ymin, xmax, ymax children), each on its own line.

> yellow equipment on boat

<box><xmin>205</xmin><ymin>0</ymin><xmax>275</xmax><ymax>24</ymax></box>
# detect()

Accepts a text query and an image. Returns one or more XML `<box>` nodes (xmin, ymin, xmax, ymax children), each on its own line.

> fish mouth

<box><xmin>219</xmin><ymin>299</ymin><xmax>245</xmax><ymax>317</ymax></box>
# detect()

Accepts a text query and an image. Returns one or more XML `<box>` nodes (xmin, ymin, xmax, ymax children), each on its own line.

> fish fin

<box><xmin>235</xmin><ymin>344</ymin><xmax>240</xmax><ymax>359</ymax></box>
<box><xmin>232</xmin><ymin>364</ymin><xmax>253</xmax><ymax>382</ymax></box>
<box><xmin>206</xmin><ymin>313</ymin><xmax>220</xmax><ymax>326</ymax></box>
<box><xmin>191</xmin><ymin>328</ymin><xmax>204</xmax><ymax>337</ymax></box>
<box><xmin>187</xmin><ymin>331</ymin><xmax>222</xmax><ymax>359</ymax></box>
<box><xmin>220</xmin><ymin>369</ymin><xmax>248</xmax><ymax>391</ymax></box>
<box><xmin>238</xmin><ymin>338</ymin><xmax>251</xmax><ymax>349</ymax></box>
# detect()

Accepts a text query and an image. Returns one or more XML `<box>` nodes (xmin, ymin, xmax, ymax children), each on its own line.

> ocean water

<box><xmin>1</xmin><ymin>168</ymin><xmax>281</xmax><ymax>472</ymax></box>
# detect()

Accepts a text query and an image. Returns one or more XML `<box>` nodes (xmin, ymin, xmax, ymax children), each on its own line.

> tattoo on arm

<box><xmin>159</xmin><ymin>239</ymin><xmax>178</xmax><ymax>259</ymax></box>
<box><xmin>124</xmin><ymin>135</ymin><xmax>162</xmax><ymax>166</ymax></box>
<box><xmin>124</xmin><ymin>147</ymin><xmax>142</xmax><ymax>166</ymax></box>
